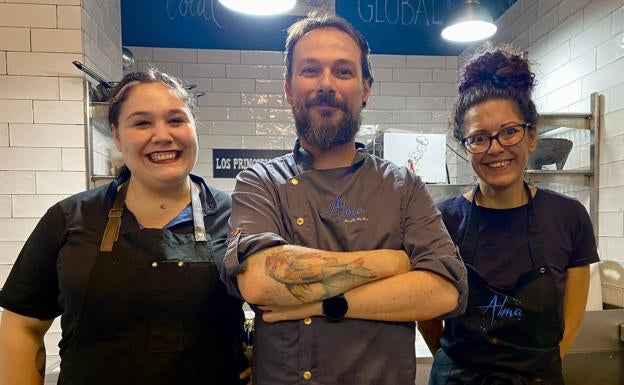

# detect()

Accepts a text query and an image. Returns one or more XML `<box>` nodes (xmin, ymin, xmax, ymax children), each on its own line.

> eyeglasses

<box><xmin>461</xmin><ymin>123</ymin><xmax>532</xmax><ymax>154</ymax></box>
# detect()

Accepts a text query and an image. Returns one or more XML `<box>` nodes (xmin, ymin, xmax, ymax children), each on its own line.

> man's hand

<box><xmin>259</xmin><ymin>302</ymin><xmax>323</xmax><ymax>323</ymax></box>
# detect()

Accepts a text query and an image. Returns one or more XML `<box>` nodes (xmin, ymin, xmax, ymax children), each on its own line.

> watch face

<box><xmin>323</xmin><ymin>295</ymin><xmax>348</xmax><ymax>322</ymax></box>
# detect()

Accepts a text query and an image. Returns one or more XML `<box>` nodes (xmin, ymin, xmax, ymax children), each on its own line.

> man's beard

<box><xmin>293</xmin><ymin>93</ymin><xmax>361</xmax><ymax>152</ymax></box>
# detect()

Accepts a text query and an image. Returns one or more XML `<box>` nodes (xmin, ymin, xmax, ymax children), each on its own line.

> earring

<box><xmin>151</xmin><ymin>136</ymin><xmax>158</xmax><ymax>144</ymax></box>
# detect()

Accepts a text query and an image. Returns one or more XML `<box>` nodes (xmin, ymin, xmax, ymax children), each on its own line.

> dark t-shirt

<box><xmin>438</xmin><ymin>188</ymin><xmax>599</xmax><ymax>308</ymax></box>
<box><xmin>0</xmin><ymin>173</ymin><xmax>238</xmax><ymax>357</ymax></box>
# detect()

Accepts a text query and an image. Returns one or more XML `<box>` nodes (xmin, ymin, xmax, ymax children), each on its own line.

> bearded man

<box><xmin>222</xmin><ymin>13</ymin><xmax>468</xmax><ymax>385</ymax></box>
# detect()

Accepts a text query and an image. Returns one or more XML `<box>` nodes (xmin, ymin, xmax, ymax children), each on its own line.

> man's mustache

<box><xmin>304</xmin><ymin>94</ymin><xmax>348</xmax><ymax>111</ymax></box>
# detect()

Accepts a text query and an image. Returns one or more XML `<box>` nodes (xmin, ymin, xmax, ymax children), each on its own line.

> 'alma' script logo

<box><xmin>476</xmin><ymin>294</ymin><xmax>523</xmax><ymax>327</ymax></box>
<box><xmin>326</xmin><ymin>196</ymin><xmax>368</xmax><ymax>223</ymax></box>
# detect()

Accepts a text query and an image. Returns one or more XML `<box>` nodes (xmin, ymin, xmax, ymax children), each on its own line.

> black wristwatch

<box><xmin>322</xmin><ymin>294</ymin><xmax>348</xmax><ymax>322</ymax></box>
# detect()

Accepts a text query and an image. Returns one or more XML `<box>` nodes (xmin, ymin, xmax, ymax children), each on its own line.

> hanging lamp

<box><xmin>441</xmin><ymin>0</ymin><xmax>497</xmax><ymax>42</ymax></box>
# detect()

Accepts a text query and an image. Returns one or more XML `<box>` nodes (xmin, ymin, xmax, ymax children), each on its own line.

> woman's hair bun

<box><xmin>458</xmin><ymin>49</ymin><xmax>536</xmax><ymax>94</ymax></box>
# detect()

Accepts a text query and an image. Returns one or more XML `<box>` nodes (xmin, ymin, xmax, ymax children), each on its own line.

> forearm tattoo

<box><xmin>265</xmin><ymin>250</ymin><xmax>376</xmax><ymax>301</ymax></box>
<box><xmin>35</xmin><ymin>346</ymin><xmax>46</xmax><ymax>379</ymax></box>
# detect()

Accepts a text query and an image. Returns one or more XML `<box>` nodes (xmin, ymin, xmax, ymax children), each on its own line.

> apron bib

<box><xmin>430</xmin><ymin>184</ymin><xmax>564</xmax><ymax>385</ymax></box>
<box><xmin>58</xmin><ymin>181</ymin><xmax>240</xmax><ymax>385</ymax></box>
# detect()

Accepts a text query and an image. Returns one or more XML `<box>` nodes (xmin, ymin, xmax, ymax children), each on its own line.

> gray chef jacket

<box><xmin>223</xmin><ymin>140</ymin><xmax>467</xmax><ymax>385</ymax></box>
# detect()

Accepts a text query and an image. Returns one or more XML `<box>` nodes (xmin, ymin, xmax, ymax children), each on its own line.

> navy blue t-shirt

<box><xmin>438</xmin><ymin>188</ymin><xmax>599</xmax><ymax>302</ymax></box>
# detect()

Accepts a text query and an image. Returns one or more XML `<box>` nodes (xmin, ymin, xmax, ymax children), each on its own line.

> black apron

<box><xmin>58</xmin><ymin>180</ymin><xmax>242</xmax><ymax>385</ymax></box>
<box><xmin>430</xmin><ymin>184</ymin><xmax>564</xmax><ymax>385</ymax></box>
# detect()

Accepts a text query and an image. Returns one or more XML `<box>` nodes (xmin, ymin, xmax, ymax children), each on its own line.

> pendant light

<box><xmin>219</xmin><ymin>0</ymin><xmax>296</xmax><ymax>16</ymax></box>
<box><xmin>441</xmin><ymin>0</ymin><xmax>497</xmax><ymax>42</ymax></box>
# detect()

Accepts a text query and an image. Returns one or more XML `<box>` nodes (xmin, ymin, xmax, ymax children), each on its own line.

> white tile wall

<box><xmin>9</xmin><ymin>124</ymin><xmax>84</xmax><ymax>147</ymax></box>
<box><xmin>0</xmin><ymin>27</ymin><xmax>30</xmax><ymax>51</ymax></box>
<box><xmin>12</xmin><ymin>194</ymin><xmax>67</xmax><ymax>218</ymax></box>
<box><xmin>484</xmin><ymin>0</ymin><xmax>624</xmax><ymax>305</ymax></box>
<box><xmin>0</xmin><ymin>3</ymin><xmax>56</xmax><ymax>28</ymax></box>
<box><xmin>0</xmin><ymin>75</ymin><xmax>59</xmax><ymax>99</ymax></box>
<box><xmin>0</xmin><ymin>123</ymin><xmax>8</xmax><ymax>146</ymax></box>
<box><xmin>31</xmin><ymin>28</ymin><xmax>82</xmax><ymax>53</ymax></box>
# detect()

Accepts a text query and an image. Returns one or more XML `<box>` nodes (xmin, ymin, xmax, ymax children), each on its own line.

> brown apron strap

<box><xmin>99</xmin><ymin>183</ymin><xmax>128</xmax><ymax>252</ymax></box>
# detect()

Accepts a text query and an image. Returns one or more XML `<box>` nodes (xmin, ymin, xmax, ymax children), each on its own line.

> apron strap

<box><xmin>190</xmin><ymin>180</ymin><xmax>207</xmax><ymax>242</ymax></box>
<box><xmin>100</xmin><ymin>182</ymin><xmax>128</xmax><ymax>252</ymax></box>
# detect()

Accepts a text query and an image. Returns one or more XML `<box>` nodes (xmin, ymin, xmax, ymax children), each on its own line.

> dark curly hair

<box><xmin>107</xmin><ymin>68</ymin><xmax>197</xmax><ymax>129</ymax></box>
<box><xmin>452</xmin><ymin>47</ymin><xmax>538</xmax><ymax>142</ymax></box>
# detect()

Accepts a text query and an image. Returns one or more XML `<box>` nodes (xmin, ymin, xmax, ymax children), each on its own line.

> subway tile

<box><xmin>603</xmin><ymin>107</ymin><xmax>624</xmax><ymax>139</ymax></box>
<box><xmin>614</xmin><ymin>5</ymin><xmax>624</xmax><ymax>35</ymax></box>
<box><xmin>522</xmin><ymin>0</ymin><xmax>539</xmax><ymax>14</ymax></box>
<box><xmin>7</xmin><ymin>52</ymin><xmax>82</xmax><ymax>76</ymax></box>
<box><xmin>535</xmin><ymin>41</ymin><xmax>570</xmax><ymax>75</ymax></box>
<box><xmin>366</xmin><ymin>95</ymin><xmax>406</xmax><ymax>109</ymax></box>
<box><xmin>34</xmin><ymin>101</ymin><xmax>83</xmax><ymax>124</ymax></box>
<box><xmin>268</xmin><ymin>65</ymin><xmax>286</xmax><ymax>80</ymax></box>
<box><xmin>0</xmin><ymin>195</ymin><xmax>10</xmax><ymax>217</ymax></box>
<box><xmin>198</xmin><ymin>49</ymin><xmax>240</xmax><ymax>64</ymax></box>
<box><xmin>497</xmin><ymin>1</ymin><xmax>521</xmax><ymax>30</ymax></box>
<box><xmin>597</xmin><ymin>32</ymin><xmax>624</xmax><ymax>68</ymax></box>
<box><xmin>371</xmin><ymin>54</ymin><xmax>405</xmax><ymax>68</ymax></box>
<box><xmin>268</xmin><ymin>108</ymin><xmax>294</xmax><ymax>122</ymax></box>
<box><xmin>606</xmin><ymin>160</ymin><xmax>624</xmax><ymax>187</ymax></box>
<box><xmin>0</xmin><ymin>76</ymin><xmax>59</xmax><ymax>100</ymax></box>
<box><xmin>372</xmin><ymin>68</ymin><xmax>392</xmax><ymax>82</ymax></box>
<box><xmin>0</xmin><ymin>218</ymin><xmax>38</xmax><ymax>242</ymax></box>
<box><xmin>0</xmin><ymin>99</ymin><xmax>32</xmax><ymax>123</ymax></box>
<box><xmin>603</xmin><ymin>239</ymin><xmax>624</xmax><ymax>265</ymax></box>
<box><xmin>12</xmin><ymin>194</ymin><xmax>67</xmax><ymax>218</ymax></box>
<box><xmin>446</xmin><ymin>56</ymin><xmax>458</xmax><ymax>69</ymax></box>
<box><xmin>536</xmin><ymin>48</ymin><xmax>595</xmax><ymax>98</ymax></box>
<box><xmin>0</xmin><ymin>147</ymin><xmax>61</xmax><ymax>170</ymax></box>
<box><xmin>195</xmin><ymin>121</ymin><xmax>212</xmax><ymax>135</ymax></box>
<box><xmin>513</xmin><ymin>29</ymin><xmax>531</xmax><ymax>50</ymax></box>
<box><xmin>197</xmin><ymin>92</ymin><xmax>241</xmax><ymax>107</ymax></box>
<box><xmin>393</xmin><ymin>110</ymin><xmax>432</xmax><ymax>124</ymax></box>
<box><xmin>528</xmin><ymin>35</ymin><xmax>550</xmax><ymax>62</ymax></box>
<box><xmin>406</xmin><ymin>96</ymin><xmax>446</xmax><ymax>110</ymax></box>
<box><xmin>601</xmin><ymin>134</ymin><xmax>624</xmax><ymax>164</ymax></box>
<box><xmin>126</xmin><ymin>46</ymin><xmax>153</xmax><ymax>62</ymax></box>
<box><xmin>197</xmin><ymin>107</ymin><xmax>227</xmax><ymax>121</ymax></box>
<box><xmin>212</xmin><ymin>121</ymin><xmax>256</xmax><ymax>135</ymax></box>
<box><xmin>36</xmin><ymin>171</ymin><xmax>85</xmax><ymax>194</ymax></box>
<box><xmin>241</xmin><ymin>51</ymin><xmax>283</xmax><ymax>65</ymax></box>
<box><xmin>181</xmin><ymin>63</ymin><xmax>224</xmax><ymax>78</ymax></box>
<box><xmin>192</xmin><ymin>162</ymin><xmax>212</xmax><ymax>178</ymax></box>
<box><xmin>57</xmin><ymin>5</ymin><xmax>81</xmax><ymax>29</ymax></box>
<box><xmin>0</xmin><ymin>123</ymin><xmax>6</xmax><ymax>146</ymax></box>
<box><xmin>255</xmin><ymin>79</ymin><xmax>284</xmax><ymax>94</ymax></box>
<box><xmin>581</xmin><ymin>57</ymin><xmax>624</xmax><ymax>98</ymax></box>
<box><xmin>197</xmin><ymin>148</ymin><xmax>213</xmax><ymax>163</ymax></box>
<box><xmin>241</xmin><ymin>135</ymin><xmax>284</xmax><ymax>149</ymax></box>
<box><xmin>559</xmin><ymin>0</ymin><xmax>593</xmax><ymax>23</ymax></box>
<box><xmin>256</xmin><ymin>122</ymin><xmax>295</xmax><ymax>136</ymax></box>
<box><xmin>31</xmin><ymin>29</ymin><xmax>82</xmax><ymax>53</ymax></box>
<box><xmin>226</xmin><ymin>64</ymin><xmax>268</xmax><ymax>79</ymax></box>
<box><xmin>241</xmin><ymin>93</ymin><xmax>283</xmax><ymax>107</ymax></box>
<box><xmin>405</xmin><ymin>55</ymin><xmax>445</xmax><ymax>69</ymax></box>
<box><xmin>61</xmin><ymin>148</ymin><xmax>86</xmax><ymax>171</ymax></box>
<box><xmin>379</xmin><ymin>82</ymin><xmax>419</xmax><ymax>96</ymax></box>
<box><xmin>419</xmin><ymin>83</ymin><xmax>457</xmax><ymax>97</ymax></box>
<box><xmin>0</xmin><ymin>27</ymin><xmax>30</xmax><ymax>51</ymax></box>
<box><xmin>0</xmin><ymin>4</ymin><xmax>56</xmax><ymax>28</ymax></box>
<box><xmin>59</xmin><ymin>77</ymin><xmax>84</xmax><ymax>100</ymax></box>
<box><xmin>432</xmin><ymin>110</ymin><xmax>450</xmax><ymax>123</ymax></box>
<box><xmin>9</xmin><ymin>0</ymin><xmax>80</xmax><ymax>4</ymax></box>
<box><xmin>153</xmin><ymin>48</ymin><xmax>197</xmax><ymax>63</ymax></box>
<box><xmin>512</xmin><ymin>3</ymin><xmax>538</xmax><ymax>37</ymax></box>
<box><xmin>0</xmin><ymin>242</ymin><xmax>23</xmax><ymax>265</ymax></box>
<box><xmin>599</xmin><ymin>211</ymin><xmax>624</xmax><ymax>237</ymax></box>
<box><xmin>213</xmin><ymin>78</ymin><xmax>255</xmax><ymax>92</ymax></box>
<box><xmin>361</xmin><ymin>110</ymin><xmax>393</xmax><ymax>124</ymax></box>
<box><xmin>432</xmin><ymin>69</ymin><xmax>457</xmax><ymax>83</ymax></box>
<box><xmin>0</xmin><ymin>171</ymin><xmax>35</xmax><ymax>194</ymax></box>
<box><xmin>538</xmin><ymin>0</ymin><xmax>561</xmax><ymax>17</ymax></box>
<box><xmin>10</xmin><ymin>124</ymin><xmax>84</xmax><ymax>147</ymax></box>
<box><xmin>182</xmin><ymin>77</ymin><xmax>213</xmax><ymax>92</ymax></box>
<box><xmin>544</xmin><ymin>80</ymin><xmax>582</xmax><ymax>111</ymax></box>
<box><xmin>570</xmin><ymin>15</ymin><xmax>611</xmax><ymax>58</ymax></box>
<box><xmin>226</xmin><ymin>107</ymin><xmax>269</xmax><ymax>121</ymax></box>
<box><xmin>529</xmin><ymin>6</ymin><xmax>559</xmax><ymax>44</ymax></box>
<box><xmin>204</xmin><ymin>177</ymin><xmax>236</xmax><ymax>193</ymax></box>
<box><xmin>548</xmin><ymin>10</ymin><xmax>583</xmax><ymax>50</ymax></box>
<box><xmin>599</xmin><ymin>186</ymin><xmax>624</xmax><ymax>212</ymax></box>
<box><xmin>198</xmin><ymin>134</ymin><xmax>242</xmax><ymax>149</ymax></box>
<box><xmin>0</xmin><ymin>52</ymin><xmax>5</xmax><ymax>75</ymax></box>
<box><xmin>604</xmin><ymin>79</ymin><xmax>624</xmax><ymax>114</ymax></box>
<box><xmin>582</xmin><ymin>0</ymin><xmax>623</xmax><ymax>29</ymax></box>
<box><xmin>392</xmin><ymin>69</ymin><xmax>432</xmax><ymax>82</ymax></box>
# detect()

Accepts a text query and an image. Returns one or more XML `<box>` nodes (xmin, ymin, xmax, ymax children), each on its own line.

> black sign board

<box><xmin>213</xmin><ymin>149</ymin><xmax>290</xmax><ymax>178</ymax></box>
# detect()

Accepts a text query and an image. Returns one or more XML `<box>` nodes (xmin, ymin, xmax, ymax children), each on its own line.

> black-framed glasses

<box><xmin>461</xmin><ymin>123</ymin><xmax>532</xmax><ymax>154</ymax></box>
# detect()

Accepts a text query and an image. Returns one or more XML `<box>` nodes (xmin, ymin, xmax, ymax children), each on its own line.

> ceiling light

<box><xmin>219</xmin><ymin>0</ymin><xmax>296</xmax><ymax>16</ymax></box>
<box><xmin>441</xmin><ymin>0</ymin><xmax>497</xmax><ymax>42</ymax></box>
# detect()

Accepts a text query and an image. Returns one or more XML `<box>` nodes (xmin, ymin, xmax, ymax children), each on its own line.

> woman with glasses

<box><xmin>419</xmin><ymin>48</ymin><xmax>598</xmax><ymax>385</ymax></box>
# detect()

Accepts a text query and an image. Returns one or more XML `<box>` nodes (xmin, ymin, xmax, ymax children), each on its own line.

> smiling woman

<box><xmin>0</xmin><ymin>69</ymin><xmax>250</xmax><ymax>385</ymax></box>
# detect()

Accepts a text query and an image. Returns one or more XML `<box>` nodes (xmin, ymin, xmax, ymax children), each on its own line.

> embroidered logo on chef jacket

<box><xmin>476</xmin><ymin>294</ymin><xmax>523</xmax><ymax>329</ymax></box>
<box><xmin>326</xmin><ymin>196</ymin><xmax>368</xmax><ymax>223</ymax></box>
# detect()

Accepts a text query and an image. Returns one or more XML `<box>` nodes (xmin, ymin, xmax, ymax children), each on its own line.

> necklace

<box><xmin>160</xmin><ymin>203</ymin><xmax>167</xmax><ymax>210</ymax></box>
